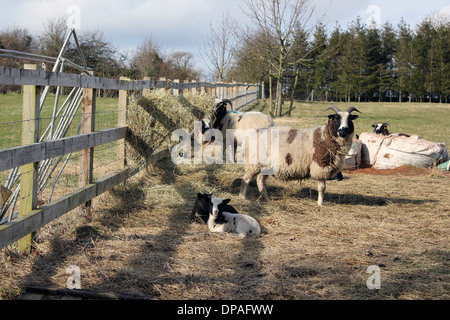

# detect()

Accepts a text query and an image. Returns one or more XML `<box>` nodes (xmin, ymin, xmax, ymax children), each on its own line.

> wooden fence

<box><xmin>0</xmin><ymin>65</ymin><xmax>259</xmax><ymax>251</ymax></box>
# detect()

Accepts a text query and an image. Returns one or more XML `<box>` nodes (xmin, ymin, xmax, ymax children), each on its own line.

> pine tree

<box><xmin>394</xmin><ymin>19</ymin><xmax>414</xmax><ymax>102</ymax></box>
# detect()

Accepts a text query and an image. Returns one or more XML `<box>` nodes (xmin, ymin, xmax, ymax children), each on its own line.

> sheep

<box><xmin>190</xmin><ymin>193</ymin><xmax>237</xmax><ymax>223</ymax></box>
<box><xmin>371</xmin><ymin>123</ymin><xmax>411</xmax><ymax>138</ymax></box>
<box><xmin>202</xmin><ymin>99</ymin><xmax>275</xmax><ymax>149</ymax></box>
<box><xmin>372</xmin><ymin>123</ymin><xmax>390</xmax><ymax>135</ymax></box>
<box><xmin>239</xmin><ymin>105</ymin><xmax>361</xmax><ymax>206</ymax></box>
<box><xmin>207</xmin><ymin>197</ymin><xmax>261</xmax><ymax>237</ymax></box>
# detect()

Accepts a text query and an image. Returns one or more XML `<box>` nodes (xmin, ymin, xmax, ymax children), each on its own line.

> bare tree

<box><xmin>130</xmin><ymin>37</ymin><xmax>164</xmax><ymax>79</ymax></box>
<box><xmin>38</xmin><ymin>17</ymin><xmax>68</xmax><ymax>57</ymax></box>
<box><xmin>238</xmin><ymin>0</ymin><xmax>319</xmax><ymax>116</ymax></box>
<box><xmin>201</xmin><ymin>11</ymin><xmax>236</xmax><ymax>81</ymax></box>
<box><xmin>164</xmin><ymin>51</ymin><xmax>201</xmax><ymax>80</ymax></box>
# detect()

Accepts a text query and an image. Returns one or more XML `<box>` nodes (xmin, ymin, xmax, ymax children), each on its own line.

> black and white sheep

<box><xmin>239</xmin><ymin>105</ymin><xmax>361</xmax><ymax>206</ymax></box>
<box><xmin>371</xmin><ymin>123</ymin><xmax>411</xmax><ymax>138</ymax></box>
<box><xmin>372</xmin><ymin>123</ymin><xmax>390</xmax><ymax>135</ymax></box>
<box><xmin>207</xmin><ymin>197</ymin><xmax>261</xmax><ymax>237</ymax></box>
<box><xmin>190</xmin><ymin>193</ymin><xmax>237</xmax><ymax>223</ymax></box>
<box><xmin>202</xmin><ymin>99</ymin><xmax>275</xmax><ymax>148</ymax></box>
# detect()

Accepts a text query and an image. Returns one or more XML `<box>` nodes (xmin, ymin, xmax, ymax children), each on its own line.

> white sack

<box><xmin>359</xmin><ymin>132</ymin><xmax>448</xmax><ymax>170</ymax></box>
<box><xmin>343</xmin><ymin>139</ymin><xmax>362</xmax><ymax>170</ymax></box>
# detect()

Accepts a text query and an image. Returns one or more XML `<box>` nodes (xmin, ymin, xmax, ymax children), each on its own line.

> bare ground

<box><xmin>1</xmin><ymin>159</ymin><xmax>449</xmax><ymax>300</ymax></box>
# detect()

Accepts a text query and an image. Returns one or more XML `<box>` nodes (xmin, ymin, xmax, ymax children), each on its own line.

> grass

<box><xmin>249</xmin><ymin>100</ymin><xmax>450</xmax><ymax>147</ymax></box>
<box><xmin>0</xmin><ymin>98</ymin><xmax>449</xmax><ymax>300</ymax></box>
<box><xmin>0</xmin><ymin>93</ymin><xmax>119</xmax><ymax>149</ymax></box>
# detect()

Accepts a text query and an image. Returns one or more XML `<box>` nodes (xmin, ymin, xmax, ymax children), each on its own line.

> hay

<box><xmin>126</xmin><ymin>90</ymin><xmax>215</xmax><ymax>166</ymax></box>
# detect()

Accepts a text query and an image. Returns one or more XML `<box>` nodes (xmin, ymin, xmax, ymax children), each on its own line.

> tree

<box><xmin>201</xmin><ymin>11</ymin><xmax>236</xmax><ymax>81</ymax></box>
<box><xmin>38</xmin><ymin>17</ymin><xmax>67</xmax><ymax>58</ymax></box>
<box><xmin>228</xmin><ymin>31</ymin><xmax>269</xmax><ymax>83</ymax></box>
<box><xmin>130</xmin><ymin>37</ymin><xmax>164</xmax><ymax>79</ymax></box>
<box><xmin>164</xmin><ymin>51</ymin><xmax>201</xmax><ymax>80</ymax></box>
<box><xmin>394</xmin><ymin>19</ymin><xmax>414</xmax><ymax>102</ymax></box>
<box><xmin>0</xmin><ymin>27</ymin><xmax>34</xmax><ymax>68</ymax></box>
<box><xmin>65</xmin><ymin>30</ymin><xmax>125</xmax><ymax>78</ymax></box>
<box><xmin>239</xmin><ymin>0</ymin><xmax>318</xmax><ymax>117</ymax></box>
<box><xmin>309</xmin><ymin>23</ymin><xmax>330</xmax><ymax>101</ymax></box>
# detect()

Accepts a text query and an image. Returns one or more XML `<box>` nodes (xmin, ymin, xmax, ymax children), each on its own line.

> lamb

<box><xmin>207</xmin><ymin>197</ymin><xmax>261</xmax><ymax>237</ymax></box>
<box><xmin>190</xmin><ymin>193</ymin><xmax>237</xmax><ymax>223</ymax></box>
<box><xmin>372</xmin><ymin>123</ymin><xmax>390</xmax><ymax>135</ymax></box>
<box><xmin>239</xmin><ymin>105</ymin><xmax>361</xmax><ymax>206</ymax></box>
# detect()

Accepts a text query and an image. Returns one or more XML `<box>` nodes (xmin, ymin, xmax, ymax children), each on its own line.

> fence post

<box><xmin>17</xmin><ymin>63</ymin><xmax>40</xmax><ymax>253</ymax></box>
<box><xmin>191</xmin><ymin>80</ymin><xmax>197</xmax><ymax>95</ymax></box>
<box><xmin>118</xmin><ymin>77</ymin><xmax>130</xmax><ymax>170</ymax></box>
<box><xmin>79</xmin><ymin>71</ymin><xmax>96</xmax><ymax>212</ymax></box>
<box><xmin>173</xmin><ymin>79</ymin><xmax>180</xmax><ymax>96</ymax></box>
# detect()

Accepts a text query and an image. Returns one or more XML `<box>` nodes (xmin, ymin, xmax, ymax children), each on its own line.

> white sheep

<box><xmin>207</xmin><ymin>197</ymin><xmax>261</xmax><ymax>237</ymax></box>
<box><xmin>239</xmin><ymin>106</ymin><xmax>361</xmax><ymax>206</ymax></box>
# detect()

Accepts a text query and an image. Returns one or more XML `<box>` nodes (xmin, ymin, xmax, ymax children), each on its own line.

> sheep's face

<box><xmin>209</xmin><ymin>197</ymin><xmax>231</xmax><ymax>216</ymax></box>
<box><xmin>372</xmin><ymin>123</ymin><xmax>389</xmax><ymax>135</ymax></box>
<box><xmin>328</xmin><ymin>111</ymin><xmax>359</xmax><ymax>138</ymax></box>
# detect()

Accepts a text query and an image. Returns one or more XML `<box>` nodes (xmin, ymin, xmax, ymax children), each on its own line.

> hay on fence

<box><xmin>126</xmin><ymin>90</ymin><xmax>215</xmax><ymax>166</ymax></box>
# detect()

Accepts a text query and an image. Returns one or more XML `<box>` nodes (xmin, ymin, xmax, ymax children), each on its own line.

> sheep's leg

<box><xmin>317</xmin><ymin>179</ymin><xmax>326</xmax><ymax>206</ymax></box>
<box><xmin>240</xmin><ymin>170</ymin><xmax>257</xmax><ymax>199</ymax></box>
<box><xmin>256</xmin><ymin>174</ymin><xmax>269</xmax><ymax>201</ymax></box>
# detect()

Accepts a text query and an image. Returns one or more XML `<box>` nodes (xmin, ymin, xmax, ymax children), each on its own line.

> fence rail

<box><xmin>0</xmin><ymin>66</ymin><xmax>257</xmax><ymax>92</ymax></box>
<box><xmin>0</xmin><ymin>65</ymin><xmax>259</xmax><ymax>251</ymax></box>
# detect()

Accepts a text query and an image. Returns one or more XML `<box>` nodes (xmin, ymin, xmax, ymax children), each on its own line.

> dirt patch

<box><xmin>352</xmin><ymin>164</ymin><xmax>450</xmax><ymax>176</ymax></box>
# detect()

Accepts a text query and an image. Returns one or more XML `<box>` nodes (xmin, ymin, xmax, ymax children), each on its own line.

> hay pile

<box><xmin>126</xmin><ymin>90</ymin><xmax>215</xmax><ymax>166</ymax></box>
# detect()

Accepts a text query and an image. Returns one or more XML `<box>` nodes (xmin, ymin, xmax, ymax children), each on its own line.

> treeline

<box><xmin>1</xmin><ymin>14</ymin><xmax>449</xmax><ymax>103</ymax></box>
<box><xmin>231</xmin><ymin>16</ymin><xmax>450</xmax><ymax>103</ymax></box>
<box><xmin>0</xmin><ymin>18</ymin><xmax>202</xmax><ymax>94</ymax></box>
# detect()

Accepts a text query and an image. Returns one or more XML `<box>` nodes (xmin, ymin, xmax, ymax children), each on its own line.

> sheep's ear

<box><xmin>372</xmin><ymin>124</ymin><xmax>377</xmax><ymax>128</ymax></box>
<box><xmin>222</xmin><ymin>199</ymin><xmax>231</xmax><ymax>205</ymax></box>
<box><xmin>197</xmin><ymin>193</ymin><xmax>203</xmax><ymax>199</ymax></box>
<box><xmin>350</xmin><ymin>115</ymin><xmax>359</xmax><ymax>120</ymax></box>
<box><xmin>201</xmin><ymin>121</ymin><xmax>209</xmax><ymax>134</ymax></box>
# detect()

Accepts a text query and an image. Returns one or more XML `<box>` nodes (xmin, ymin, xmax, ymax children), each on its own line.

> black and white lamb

<box><xmin>239</xmin><ymin>105</ymin><xmax>361</xmax><ymax>206</ymax></box>
<box><xmin>190</xmin><ymin>193</ymin><xmax>238</xmax><ymax>223</ymax></box>
<box><xmin>207</xmin><ymin>197</ymin><xmax>261</xmax><ymax>237</ymax></box>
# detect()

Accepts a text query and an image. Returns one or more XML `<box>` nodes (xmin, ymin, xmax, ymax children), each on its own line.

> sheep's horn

<box><xmin>221</xmin><ymin>99</ymin><xmax>233</xmax><ymax>107</ymax></box>
<box><xmin>382</xmin><ymin>123</ymin><xmax>389</xmax><ymax>126</ymax></box>
<box><xmin>322</xmin><ymin>105</ymin><xmax>341</xmax><ymax>114</ymax></box>
<box><xmin>347</xmin><ymin>106</ymin><xmax>362</xmax><ymax>114</ymax></box>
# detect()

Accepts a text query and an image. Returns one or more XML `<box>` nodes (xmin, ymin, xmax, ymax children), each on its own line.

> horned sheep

<box><xmin>372</xmin><ymin>123</ymin><xmax>390</xmax><ymax>135</ymax></box>
<box><xmin>202</xmin><ymin>99</ymin><xmax>275</xmax><ymax>148</ymax></box>
<box><xmin>239</xmin><ymin>106</ymin><xmax>361</xmax><ymax>206</ymax></box>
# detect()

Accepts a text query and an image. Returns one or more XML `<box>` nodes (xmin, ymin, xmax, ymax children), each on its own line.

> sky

<box><xmin>1</xmin><ymin>0</ymin><xmax>449</xmax><ymax>78</ymax></box>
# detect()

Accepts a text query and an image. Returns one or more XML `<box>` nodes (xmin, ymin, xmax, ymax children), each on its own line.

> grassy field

<box><xmin>250</xmin><ymin>100</ymin><xmax>450</xmax><ymax>147</ymax></box>
<box><xmin>0</xmin><ymin>98</ymin><xmax>449</xmax><ymax>300</ymax></box>
<box><xmin>0</xmin><ymin>93</ymin><xmax>119</xmax><ymax>149</ymax></box>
